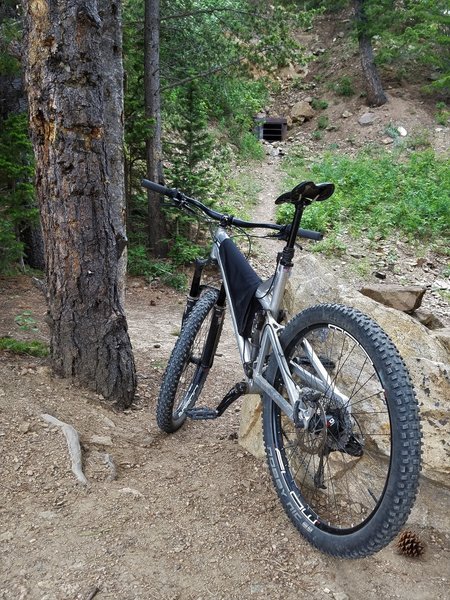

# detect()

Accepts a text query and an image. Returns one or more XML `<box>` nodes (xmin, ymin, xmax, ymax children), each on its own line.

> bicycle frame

<box><xmin>209</xmin><ymin>226</ymin><xmax>347</xmax><ymax>429</ymax></box>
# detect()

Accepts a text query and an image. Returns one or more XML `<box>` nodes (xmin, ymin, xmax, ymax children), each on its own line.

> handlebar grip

<box><xmin>298</xmin><ymin>228</ymin><xmax>323</xmax><ymax>241</ymax></box>
<box><xmin>141</xmin><ymin>178</ymin><xmax>178</xmax><ymax>198</ymax></box>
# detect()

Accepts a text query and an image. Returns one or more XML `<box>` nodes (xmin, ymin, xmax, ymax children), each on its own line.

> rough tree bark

<box><xmin>22</xmin><ymin>0</ymin><xmax>136</xmax><ymax>407</ymax></box>
<box><xmin>144</xmin><ymin>0</ymin><xmax>167</xmax><ymax>257</ymax></box>
<box><xmin>353</xmin><ymin>0</ymin><xmax>387</xmax><ymax>107</ymax></box>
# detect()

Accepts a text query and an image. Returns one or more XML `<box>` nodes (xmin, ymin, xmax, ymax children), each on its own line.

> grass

<box><xmin>0</xmin><ymin>337</ymin><xmax>49</xmax><ymax>357</ymax></box>
<box><xmin>278</xmin><ymin>147</ymin><xmax>450</xmax><ymax>252</ymax></box>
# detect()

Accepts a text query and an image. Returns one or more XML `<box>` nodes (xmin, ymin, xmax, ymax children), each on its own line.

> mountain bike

<box><xmin>141</xmin><ymin>178</ymin><xmax>422</xmax><ymax>559</ymax></box>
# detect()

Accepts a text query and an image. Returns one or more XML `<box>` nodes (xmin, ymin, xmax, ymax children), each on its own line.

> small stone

<box><xmin>153</xmin><ymin>343</ymin><xmax>161</xmax><ymax>348</ymax></box>
<box><xmin>119</xmin><ymin>487</ymin><xmax>143</xmax><ymax>498</ymax></box>
<box><xmin>382</xmin><ymin>137</ymin><xmax>394</xmax><ymax>145</ymax></box>
<box><xmin>19</xmin><ymin>421</ymin><xmax>31</xmax><ymax>434</ymax></box>
<box><xmin>358</xmin><ymin>112</ymin><xmax>376</xmax><ymax>126</ymax></box>
<box><xmin>341</xmin><ymin>110</ymin><xmax>353</xmax><ymax>118</ymax></box>
<box><xmin>333</xmin><ymin>593</ymin><xmax>349</xmax><ymax>600</ymax></box>
<box><xmin>39</xmin><ymin>510</ymin><xmax>57</xmax><ymax>520</ymax></box>
<box><xmin>374</xmin><ymin>271</ymin><xmax>387</xmax><ymax>279</ymax></box>
<box><xmin>90</xmin><ymin>435</ymin><xmax>113</xmax><ymax>446</ymax></box>
<box><xmin>397</xmin><ymin>126</ymin><xmax>407</xmax><ymax>136</ymax></box>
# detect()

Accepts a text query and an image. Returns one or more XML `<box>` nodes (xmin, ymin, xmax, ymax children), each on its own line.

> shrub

<box><xmin>279</xmin><ymin>147</ymin><xmax>450</xmax><ymax>251</ymax></box>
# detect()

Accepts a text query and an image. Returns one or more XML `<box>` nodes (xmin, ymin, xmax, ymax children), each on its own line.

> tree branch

<box><xmin>161</xmin><ymin>57</ymin><xmax>245</xmax><ymax>91</ymax></box>
<box><xmin>161</xmin><ymin>8</ymin><xmax>259</xmax><ymax>21</ymax></box>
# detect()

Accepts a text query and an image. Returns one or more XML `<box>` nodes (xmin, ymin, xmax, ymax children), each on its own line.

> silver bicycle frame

<box><xmin>210</xmin><ymin>227</ymin><xmax>347</xmax><ymax>427</ymax></box>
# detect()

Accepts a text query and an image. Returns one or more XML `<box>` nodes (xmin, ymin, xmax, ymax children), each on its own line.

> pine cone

<box><xmin>396</xmin><ymin>530</ymin><xmax>425</xmax><ymax>557</ymax></box>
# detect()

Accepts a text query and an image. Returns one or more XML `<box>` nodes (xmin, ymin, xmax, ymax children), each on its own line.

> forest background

<box><xmin>0</xmin><ymin>0</ymin><xmax>449</xmax><ymax>403</ymax></box>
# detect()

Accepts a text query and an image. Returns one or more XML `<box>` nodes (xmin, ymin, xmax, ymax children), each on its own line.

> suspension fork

<box><xmin>200</xmin><ymin>284</ymin><xmax>226</xmax><ymax>369</ymax></box>
<box><xmin>182</xmin><ymin>257</ymin><xmax>210</xmax><ymax>324</ymax></box>
<box><xmin>185</xmin><ymin>285</ymin><xmax>226</xmax><ymax>405</ymax></box>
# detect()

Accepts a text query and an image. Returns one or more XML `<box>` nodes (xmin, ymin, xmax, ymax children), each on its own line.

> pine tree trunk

<box><xmin>144</xmin><ymin>0</ymin><xmax>167</xmax><ymax>257</ymax></box>
<box><xmin>22</xmin><ymin>0</ymin><xmax>136</xmax><ymax>407</ymax></box>
<box><xmin>353</xmin><ymin>0</ymin><xmax>387</xmax><ymax>107</ymax></box>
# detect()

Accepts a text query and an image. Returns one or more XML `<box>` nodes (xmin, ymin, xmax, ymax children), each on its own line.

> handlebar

<box><xmin>141</xmin><ymin>178</ymin><xmax>323</xmax><ymax>241</ymax></box>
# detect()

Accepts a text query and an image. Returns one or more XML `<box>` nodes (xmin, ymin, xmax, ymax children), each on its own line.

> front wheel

<box><xmin>157</xmin><ymin>289</ymin><xmax>220</xmax><ymax>433</ymax></box>
<box><xmin>262</xmin><ymin>303</ymin><xmax>421</xmax><ymax>558</ymax></box>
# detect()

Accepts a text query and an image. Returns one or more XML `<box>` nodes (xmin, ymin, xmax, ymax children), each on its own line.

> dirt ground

<box><xmin>1</xmin><ymin>266</ymin><xmax>450</xmax><ymax>600</ymax></box>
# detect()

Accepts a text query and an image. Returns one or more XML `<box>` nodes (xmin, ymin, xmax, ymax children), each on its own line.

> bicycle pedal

<box><xmin>185</xmin><ymin>408</ymin><xmax>218</xmax><ymax>420</ymax></box>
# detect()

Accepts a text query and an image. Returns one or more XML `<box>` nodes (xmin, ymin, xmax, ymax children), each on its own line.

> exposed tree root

<box><xmin>42</xmin><ymin>413</ymin><xmax>88</xmax><ymax>485</ymax></box>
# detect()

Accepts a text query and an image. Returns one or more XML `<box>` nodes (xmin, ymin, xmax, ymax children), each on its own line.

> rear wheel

<box><xmin>262</xmin><ymin>303</ymin><xmax>421</xmax><ymax>558</ymax></box>
<box><xmin>156</xmin><ymin>289</ymin><xmax>219</xmax><ymax>433</ymax></box>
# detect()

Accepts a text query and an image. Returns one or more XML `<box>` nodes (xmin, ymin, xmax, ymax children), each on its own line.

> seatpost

<box><xmin>280</xmin><ymin>202</ymin><xmax>305</xmax><ymax>267</ymax></box>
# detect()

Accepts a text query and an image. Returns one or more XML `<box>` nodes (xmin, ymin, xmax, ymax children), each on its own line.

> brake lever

<box><xmin>268</xmin><ymin>224</ymin><xmax>290</xmax><ymax>241</ymax></box>
<box><xmin>162</xmin><ymin>199</ymin><xmax>199</xmax><ymax>218</ymax></box>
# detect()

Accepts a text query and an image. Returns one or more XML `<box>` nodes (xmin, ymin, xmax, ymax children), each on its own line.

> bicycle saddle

<box><xmin>275</xmin><ymin>181</ymin><xmax>335</xmax><ymax>205</ymax></box>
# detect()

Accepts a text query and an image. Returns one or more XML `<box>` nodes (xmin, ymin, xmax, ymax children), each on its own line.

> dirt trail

<box><xmin>1</xmin><ymin>157</ymin><xmax>450</xmax><ymax>600</ymax></box>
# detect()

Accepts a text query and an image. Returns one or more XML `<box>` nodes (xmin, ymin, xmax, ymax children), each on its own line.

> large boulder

<box><xmin>290</xmin><ymin>100</ymin><xmax>315</xmax><ymax>122</ymax></box>
<box><xmin>239</xmin><ymin>254</ymin><xmax>450</xmax><ymax>486</ymax></box>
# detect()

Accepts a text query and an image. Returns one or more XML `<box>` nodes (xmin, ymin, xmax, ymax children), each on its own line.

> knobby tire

<box><xmin>156</xmin><ymin>289</ymin><xmax>219</xmax><ymax>433</ymax></box>
<box><xmin>262</xmin><ymin>303</ymin><xmax>422</xmax><ymax>558</ymax></box>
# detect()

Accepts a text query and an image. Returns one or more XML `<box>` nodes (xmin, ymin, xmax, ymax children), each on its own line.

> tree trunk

<box><xmin>144</xmin><ymin>0</ymin><xmax>167</xmax><ymax>257</ymax></box>
<box><xmin>22</xmin><ymin>0</ymin><xmax>136</xmax><ymax>408</ymax></box>
<box><xmin>353</xmin><ymin>0</ymin><xmax>387</xmax><ymax>107</ymax></box>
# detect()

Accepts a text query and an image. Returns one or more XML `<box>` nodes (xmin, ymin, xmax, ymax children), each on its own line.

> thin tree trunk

<box><xmin>353</xmin><ymin>0</ymin><xmax>387</xmax><ymax>107</ymax></box>
<box><xmin>144</xmin><ymin>0</ymin><xmax>167</xmax><ymax>257</ymax></box>
<box><xmin>22</xmin><ymin>0</ymin><xmax>136</xmax><ymax>408</ymax></box>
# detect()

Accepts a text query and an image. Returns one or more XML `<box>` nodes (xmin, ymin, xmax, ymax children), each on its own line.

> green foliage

<box><xmin>14</xmin><ymin>310</ymin><xmax>38</xmax><ymax>332</ymax></box>
<box><xmin>0</xmin><ymin>13</ymin><xmax>21</xmax><ymax>75</ymax></box>
<box><xmin>165</xmin><ymin>80</ymin><xmax>214</xmax><ymax>198</ymax></box>
<box><xmin>279</xmin><ymin>147</ymin><xmax>450</xmax><ymax>251</ymax></box>
<box><xmin>333</xmin><ymin>76</ymin><xmax>355</xmax><ymax>97</ymax></box>
<box><xmin>310</xmin><ymin>234</ymin><xmax>347</xmax><ymax>257</ymax></box>
<box><xmin>238</xmin><ymin>132</ymin><xmax>265</xmax><ymax>161</ymax></box>
<box><xmin>127</xmin><ymin>244</ymin><xmax>187</xmax><ymax>290</ymax></box>
<box><xmin>0</xmin><ymin>337</ymin><xmax>49</xmax><ymax>357</ymax></box>
<box><xmin>0</xmin><ymin>113</ymin><xmax>36</xmax><ymax>272</ymax></box>
<box><xmin>435</xmin><ymin>102</ymin><xmax>450</xmax><ymax>125</ymax></box>
<box><xmin>311</xmin><ymin>98</ymin><xmax>329</xmax><ymax>110</ymax></box>
<box><xmin>316</xmin><ymin>115</ymin><xmax>329</xmax><ymax>130</ymax></box>
<box><xmin>168</xmin><ymin>236</ymin><xmax>205</xmax><ymax>266</ymax></box>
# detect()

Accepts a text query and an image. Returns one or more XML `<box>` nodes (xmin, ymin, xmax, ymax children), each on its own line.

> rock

<box><xmin>238</xmin><ymin>396</ymin><xmax>265</xmax><ymax>458</ymax></box>
<box><xmin>341</xmin><ymin>110</ymin><xmax>353</xmax><ymax>118</ymax></box>
<box><xmin>382</xmin><ymin>137</ymin><xmax>394</xmax><ymax>145</ymax></box>
<box><xmin>374</xmin><ymin>271</ymin><xmax>387</xmax><ymax>279</ymax></box>
<box><xmin>291</xmin><ymin>100</ymin><xmax>315</xmax><ymax>122</ymax></box>
<box><xmin>358</xmin><ymin>112</ymin><xmax>376</xmax><ymax>126</ymax></box>
<box><xmin>19</xmin><ymin>421</ymin><xmax>31</xmax><ymax>434</ymax></box>
<box><xmin>432</xmin><ymin>329</ymin><xmax>450</xmax><ymax>353</ymax></box>
<box><xmin>279</xmin><ymin>64</ymin><xmax>297</xmax><ymax>80</ymax></box>
<box><xmin>413</xmin><ymin>309</ymin><xmax>445</xmax><ymax>330</ymax></box>
<box><xmin>359</xmin><ymin>284</ymin><xmax>426</xmax><ymax>313</ymax></box>
<box><xmin>333</xmin><ymin>593</ymin><xmax>349</xmax><ymax>600</ymax></box>
<box><xmin>119</xmin><ymin>487</ymin><xmax>143</xmax><ymax>498</ymax></box>
<box><xmin>90</xmin><ymin>435</ymin><xmax>113</xmax><ymax>447</ymax></box>
<box><xmin>398</xmin><ymin>126</ymin><xmax>408</xmax><ymax>136</ymax></box>
<box><xmin>240</xmin><ymin>254</ymin><xmax>450</xmax><ymax>486</ymax></box>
